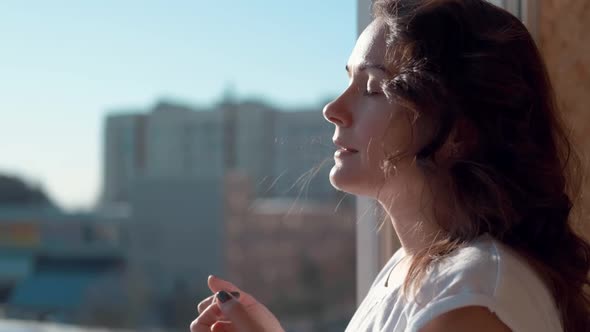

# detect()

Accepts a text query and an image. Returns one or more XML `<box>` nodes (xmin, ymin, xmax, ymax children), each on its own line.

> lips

<box><xmin>333</xmin><ymin>139</ymin><xmax>358</xmax><ymax>153</ymax></box>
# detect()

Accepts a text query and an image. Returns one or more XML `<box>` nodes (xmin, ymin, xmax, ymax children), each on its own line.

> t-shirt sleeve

<box><xmin>405</xmin><ymin>292</ymin><xmax>517</xmax><ymax>332</ymax></box>
<box><xmin>402</xmin><ymin>243</ymin><xmax>520</xmax><ymax>331</ymax></box>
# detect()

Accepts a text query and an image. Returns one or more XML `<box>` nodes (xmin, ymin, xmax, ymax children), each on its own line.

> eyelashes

<box><xmin>348</xmin><ymin>76</ymin><xmax>386</xmax><ymax>97</ymax></box>
<box><xmin>364</xmin><ymin>82</ymin><xmax>384</xmax><ymax>96</ymax></box>
<box><xmin>365</xmin><ymin>77</ymin><xmax>385</xmax><ymax>97</ymax></box>
<box><xmin>363</xmin><ymin>89</ymin><xmax>382</xmax><ymax>96</ymax></box>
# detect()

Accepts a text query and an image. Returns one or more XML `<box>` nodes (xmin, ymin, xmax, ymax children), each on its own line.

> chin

<box><xmin>329</xmin><ymin>165</ymin><xmax>376</xmax><ymax>197</ymax></box>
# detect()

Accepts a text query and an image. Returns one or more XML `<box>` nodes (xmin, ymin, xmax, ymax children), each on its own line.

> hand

<box><xmin>190</xmin><ymin>275</ymin><xmax>285</xmax><ymax>332</ymax></box>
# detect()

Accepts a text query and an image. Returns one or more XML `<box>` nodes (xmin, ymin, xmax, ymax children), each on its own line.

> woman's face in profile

<box><xmin>324</xmin><ymin>20</ymin><xmax>418</xmax><ymax>199</ymax></box>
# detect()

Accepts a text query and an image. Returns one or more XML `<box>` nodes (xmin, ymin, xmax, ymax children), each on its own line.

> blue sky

<box><xmin>0</xmin><ymin>1</ymin><xmax>356</xmax><ymax>210</ymax></box>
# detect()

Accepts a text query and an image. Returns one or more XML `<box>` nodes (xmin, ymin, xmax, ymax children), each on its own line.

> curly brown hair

<box><xmin>371</xmin><ymin>0</ymin><xmax>590</xmax><ymax>330</ymax></box>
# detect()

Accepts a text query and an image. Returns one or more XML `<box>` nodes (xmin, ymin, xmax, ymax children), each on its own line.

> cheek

<box><xmin>359</xmin><ymin>112</ymin><xmax>392</xmax><ymax>150</ymax></box>
<box><xmin>329</xmin><ymin>107</ymin><xmax>416</xmax><ymax>196</ymax></box>
<box><xmin>363</xmin><ymin>117</ymin><xmax>411</xmax><ymax>165</ymax></box>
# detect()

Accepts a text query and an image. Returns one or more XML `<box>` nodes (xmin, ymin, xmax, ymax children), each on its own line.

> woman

<box><xmin>191</xmin><ymin>0</ymin><xmax>590</xmax><ymax>331</ymax></box>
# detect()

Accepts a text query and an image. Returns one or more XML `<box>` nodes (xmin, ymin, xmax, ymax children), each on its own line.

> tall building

<box><xmin>146</xmin><ymin>102</ymin><xmax>224</xmax><ymax>179</ymax></box>
<box><xmin>101</xmin><ymin>102</ymin><xmax>224</xmax><ymax>207</ymax></box>
<box><xmin>225</xmin><ymin>101</ymin><xmax>277</xmax><ymax>195</ymax></box>
<box><xmin>126</xmin><ymin>177</ymin><xmax>222</xmax><ymax>297</ymax></box>
<box><xmin>101</xmin><ymin>113</ymin><xmax>147</xmax><ymax>207</ymax></box>
<box><xmin>220</xmin><ymin>100</ymin><xmax>337</xmax><ymax>201</ymax></box>
<box><xmin>102</xmin><ymin>99</ymin><xmax>337</xmax><ymax>206</ymax></box>
<box><xmin>99</xmin><ymin>99</ymin><xmax>344</xmax><ymax>322</ymax></box>
<box><xmin>100</xmin><ymin>101</ymin><xmax>226</xmax><ymax>323</ymax></box>
<box><xmin>272</xmin><ymin>110</ymin><xmax>335</xmax><ymax>201</ymax></box>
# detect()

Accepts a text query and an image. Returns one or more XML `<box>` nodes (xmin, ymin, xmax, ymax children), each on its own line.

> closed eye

<box><xmin>363</xmin><ymin>89</ymin><xmax>382</xmax><ymax>96</ymax></box>
<box><xmin>365</xmin><ymin>78</ymin><xmax>384</xmax><ymax>97</ymax></box>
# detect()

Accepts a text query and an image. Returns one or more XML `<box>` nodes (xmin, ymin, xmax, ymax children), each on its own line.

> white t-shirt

<box><xmin>345</xmin><ymin>234</ymin><xmax>563</xmax><ymax>332</ymax></box>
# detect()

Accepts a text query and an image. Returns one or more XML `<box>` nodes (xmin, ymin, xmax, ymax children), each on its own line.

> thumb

<box><xmin>215</xmin><ymin>291</ymin><xmax>262</xmax><ymax>332</ymax></box>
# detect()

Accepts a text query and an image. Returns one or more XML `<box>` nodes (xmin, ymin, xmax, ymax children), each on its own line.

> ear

<box><xmin>436</xmin><ymin>118</ymin><xmax>479</xmax><ymax>163</ymax></box>
<box><xmin>435</xmin><ymin>117</ymin><xmax>477</xmax><ymax>163</ymax></box>
<box><xmin>435</xmin><ymin>128</ymin><xmax>462</xmax><ymax>163</ymax></box>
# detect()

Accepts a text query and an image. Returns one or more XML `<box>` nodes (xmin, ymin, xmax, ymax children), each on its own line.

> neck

<box><xmin>377</xmin><ymin>180</ymin><xmax>446</xmax><ymax>256</ymax></box>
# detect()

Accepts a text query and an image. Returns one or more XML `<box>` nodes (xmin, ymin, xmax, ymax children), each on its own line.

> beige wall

<box><xmin>538</xmin><ymin>0</ymin><xmax>590</xmax><ymax>237</ymax></box>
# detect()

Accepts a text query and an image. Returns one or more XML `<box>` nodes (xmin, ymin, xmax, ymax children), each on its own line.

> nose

<box><xmin>323</xmin><ymin>96</ymin><xmax>352</xmax><ymax>128</ymax></box>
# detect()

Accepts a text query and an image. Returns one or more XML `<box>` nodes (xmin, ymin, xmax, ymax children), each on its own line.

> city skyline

<box><xmin>101</xmin><ymin>99</ymin><xmax>337</xmax><ymax>208</ymax></box>
<box><xmin>0</xmin><ymin>1</ymin><xmax>355</xmax><ymax>210</ymax></box>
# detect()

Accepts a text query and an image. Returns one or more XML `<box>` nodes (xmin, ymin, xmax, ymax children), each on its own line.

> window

<box><xmin>3</xmin><ymin>1</ymin><xmax>545</xmax><ymax>330</ymax></box>
<box><xmin>1</xmin><ymin>1</ymin><xmax>356</xmax><ymax>331</ymax></box>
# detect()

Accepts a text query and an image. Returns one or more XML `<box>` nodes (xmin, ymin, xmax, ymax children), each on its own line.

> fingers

<box><xmin>195</xmin><ymin>276</ymin><xmax>259</xmax><ymax>332</ymax></box>
<box><xmin>198</xmin><ymin>292</ymin><xmax>240</xmax><ymax>315</ymax></box>
<box><xmin>197</xmin><ymin>294</ymin><xmax>215</xmax><ymax>314</ymax></box>
<box><xmin>216</xmin><ymin>291</ymin><xmax>263</xmax><ymax>332</ymax></box>
<box><xmin>211</xmin><ymin>321</ymin><xmax>237</xmax><ymax>332</ymax></box>
<box><xmin>190</xmin><ymin>302</ymin><xmax>223</xmax><ymax>332</ymax></box>
<box><xmin>208</xmin><ymin>275</ymin><xmax>241</xmax><ymax>294</ymax></box>
<box><xmin>208</xmin><ymin>275</ymin><xmax>250</xmax><ymax>304</ymax></box>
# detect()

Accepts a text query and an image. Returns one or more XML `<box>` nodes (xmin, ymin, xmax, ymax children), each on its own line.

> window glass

<box><xmin>0</xmin><ymin>1</ymin><xmax>357</xmax><ymax>331</ymax></box>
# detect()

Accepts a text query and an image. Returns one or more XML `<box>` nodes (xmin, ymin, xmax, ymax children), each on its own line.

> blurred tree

<box><xmin>0</xmin><ymin>174</ymin><xmax>53</xmax><ymax>206</ymax></box>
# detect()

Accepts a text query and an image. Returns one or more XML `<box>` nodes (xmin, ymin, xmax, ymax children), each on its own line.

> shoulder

<box><xmin>406</xmin><ymin>234</ymin><xmax>562</xmax><ymax>332</ymax></box>
<box><xmin>415</xmin><ymin>234</ymin><xmax>501</xmax><ymax>303</ymax></box>
<box><xmin>403</xmin><ymin>237</ymin><xmax>507</xmax><ymax>331</ymax></box>
<box><xmin>418</xmin><ymin>306</ymin><xmax>512</xmax><ymax>332</ymax></box>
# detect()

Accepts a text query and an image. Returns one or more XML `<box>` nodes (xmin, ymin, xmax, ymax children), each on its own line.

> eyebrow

<box><xmin>345</xmin><ymin>62</ymin><xmax>391</xmax><ymax>75</ymax></box>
